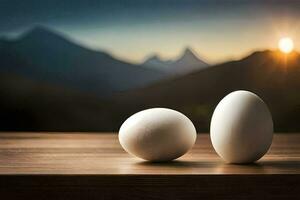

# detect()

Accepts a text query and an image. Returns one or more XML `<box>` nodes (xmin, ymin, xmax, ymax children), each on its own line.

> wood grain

<box><xmin>0</xmin><ymin>133</ymin><xmax>299</xmax><ymax>174</ymax></box>
<box><xmin>0</xmin><ymin>133</ymin><xmax>299</xmax><ymax>200</ymax></box>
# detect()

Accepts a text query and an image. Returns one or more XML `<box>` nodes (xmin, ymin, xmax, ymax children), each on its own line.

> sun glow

<box><xmin>278</xmin><ymin>37</ymin><xmax>294</xmax><ymax>54</ymax></box>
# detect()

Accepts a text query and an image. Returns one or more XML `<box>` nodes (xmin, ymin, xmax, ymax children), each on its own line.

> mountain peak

<box><xmin>23</xmin><ymin>25</ymin><xmax>54</xmax><ymax>37</ymax></box>
<box><xmin>143</xmin><ymin>54</ymin><xmax>173</xmax><ymax>69</ymax></box>
<box><xmin>143</xmin><ymin>47</ymin><xmax>209</xmax><ymax>75</ymax></box>
<box><xmin>146</xmin><ymin>54</ymin><xmax>162</xmax><ymax>62</ymax></box>
<box><xmin>183</xmin><ymin>47</ymin><xmax>194</xmax><ymax>54</ymax></box>
<box><xmin>19</xmin><ymin>25</ymin><xmax>69</xmax><ymax>44</ymax></box>
<box><xmin>180</xmin><ymin>47</ymin><xmax>199</xmax><ymax>60</ymax></box>
<box><xmin>174</xmin><ymin>47</ymin><xmax>208</xmax><ymax>67</ymax></box>
<box><xmin>29</xmin><ymin>25</ymin><xmax>52</xmax><ymax>33</ymax></box>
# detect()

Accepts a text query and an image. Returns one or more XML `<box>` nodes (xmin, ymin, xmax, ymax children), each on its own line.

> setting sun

<box><xmin>278</xmin><ymin>37</ymin><xmax>294</xmax><ymax>54</ymax></box>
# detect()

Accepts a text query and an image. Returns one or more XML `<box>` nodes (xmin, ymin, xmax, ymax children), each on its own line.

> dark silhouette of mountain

<box><xmin>0</xmin><ymin>73</ymin><xmax>122</xmax><ymax>131</ymax></box>
<box><xmin>1</xmin><ymin>45</ymin><xmax>300</xmax><ymax>131</ymax></box>
<box><xmin>143</xmin><ymin>55</ymin><xmax>173</xmax><ymax>70</ymax></box>
<box><xmin>143</xmin><ymin>47</ymin><xmax>209</xmax><ymax>75</ymax></box>
<box><xmin>115</xmin><ymin>50</ymin><xmax>300</xmax><ymax>132</ymax></box>
<box><xmin>0</xmin><ymin>26</ymin><xmax>165</xmax><ymax>96</ymax></box>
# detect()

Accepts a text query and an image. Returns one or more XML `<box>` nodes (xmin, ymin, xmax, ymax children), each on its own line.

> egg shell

<box><xmin>119</xmin><ymin>108</ymin><xmax>197</xmax><ymax>162</ymax></box>
<box><xmin>210</xmin><ymin>90</ymin><xmax>273</xmax><ymax>164</ymax></box>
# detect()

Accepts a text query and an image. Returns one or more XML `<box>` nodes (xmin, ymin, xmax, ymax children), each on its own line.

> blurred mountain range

<box><xmin>143</xmin><ymin>48</ymin><xmax>209</xmax><ymax>75</ymax></box>
<box><xmin>0</xmin><ymin>26</ymin><xmax>300</xmax><ymax>132</ymax></box>
<box><xmin>0</xmin><ymin>26</ymin><xmax>165</xmax><ymax>96</ymax></box>
<box><xmin>116</xmin><ymin>50</ymin><xmax>300</xmax><ymax>132</ymax></box>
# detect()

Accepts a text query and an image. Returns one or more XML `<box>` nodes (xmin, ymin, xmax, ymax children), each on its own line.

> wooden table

<box><xmin>0</xmin><ymin>133</ymin><xmax>299</xmax><ymax>200</ymax></box>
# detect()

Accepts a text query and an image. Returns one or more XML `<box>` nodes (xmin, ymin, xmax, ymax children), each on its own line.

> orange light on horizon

<box><xmin>278</xmin><ymin>37</ymin><xmax>294</xmax><ymax>54</ymax></box>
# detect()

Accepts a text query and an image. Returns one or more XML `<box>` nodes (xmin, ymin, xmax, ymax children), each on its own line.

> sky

<box><xmin>1</xmin><ymin>0</ymin><xmax>300</xmax><ymax>64</ymax></box>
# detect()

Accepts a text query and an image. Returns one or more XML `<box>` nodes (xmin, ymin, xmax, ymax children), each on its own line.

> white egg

<box><xmin>210</xmin><ymin>90</ymin><xmax>273</xmax><ymax>164</ymax></box>
<box><xmin>119</xmin><ymin>108</ymin><xmax>197</xmax><ymax>162</ymax></box>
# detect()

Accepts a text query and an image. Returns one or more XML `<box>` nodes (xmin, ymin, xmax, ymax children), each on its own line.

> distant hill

<box><xmin>143</xmin><ymin>55</ymin><xmax>173</xmax><ymax>70</ymax></box>
<box><xmin>0</xmin><ymin>26</ymin><xmax>165</xmax><ymax>96</ymax></box>
<box><xmin>143</xmin><ymin>47</ymin><xmax>209</xmax><ymax>76</ymax></box>
<box><xmin>116</xmin><ymin>50</ymin><xmax>300</xmax><ymax>132</ymax></box>
<box><xmin>0</xmin><ymin>73</ymin><xmax>123</xmax><ymax>131</ymax></box>
<box><xmin>1</xmin><ymin>34</ymin><xmax>300</xmax><ymax>131</ymax></box>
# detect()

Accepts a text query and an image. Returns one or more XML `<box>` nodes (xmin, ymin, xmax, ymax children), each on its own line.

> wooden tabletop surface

<box><xmin>0</xmin><ymin>133</ymin><xmax>299</xmax><ymax>175</ymax></box>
